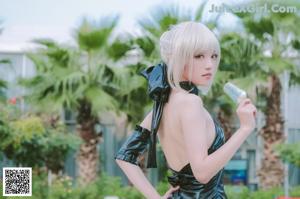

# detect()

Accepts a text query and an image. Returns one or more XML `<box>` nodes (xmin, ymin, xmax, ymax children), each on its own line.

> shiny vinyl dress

<box><xmin>115</xmin><ymin>62</ymin><xmax>228</xmax><ymax>199</ymax></box>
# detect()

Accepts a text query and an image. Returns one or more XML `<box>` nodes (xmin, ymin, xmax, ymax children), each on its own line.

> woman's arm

<box><xmin>115</xmin><ymin>159</ymin><xmax>161</xmax><ymax>199</ymax></box>
<box><xmin>180</xmin><ymin>95</ymin><xmax>254</xmax><ymax>184</ymax></box>
<box><xmin>115</xmin><ymin>110</ymin><xmax>162</xmax><ymax>199</ymax></box>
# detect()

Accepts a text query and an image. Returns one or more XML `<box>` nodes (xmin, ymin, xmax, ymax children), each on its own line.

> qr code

<box><xmin>2</xmin><ymin>167</ymin><xmax>32</xmax><ymax>196</ymax></box>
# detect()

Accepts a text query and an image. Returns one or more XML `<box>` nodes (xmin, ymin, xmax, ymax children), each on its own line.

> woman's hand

<box><xmin>236</xmin><ymin>98</ymin><xmax>257</xmax><ymax>132</ymax></box>
<box><xmin>161</xmin><ymin>185</ymin><xmax>180</xmax><ymax>199</ymax></box>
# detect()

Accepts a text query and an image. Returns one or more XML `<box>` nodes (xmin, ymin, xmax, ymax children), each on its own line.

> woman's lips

<box><xmin>202</xmin><ymin>73</ymin><xmax>212</xmax><ymax>79</ymax></box>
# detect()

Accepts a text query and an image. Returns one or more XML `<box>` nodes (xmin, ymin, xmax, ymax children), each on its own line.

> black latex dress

<box><xmin>115</xmin><ymin>62</ymin><xmax>228</xmax><ymax>199</ymax></box>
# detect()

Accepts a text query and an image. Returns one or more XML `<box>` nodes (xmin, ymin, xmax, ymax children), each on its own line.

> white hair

<box><xmin>159</xmin><ymin>21</ymin><xmax>221</xmax><ymax>93</ymax></box>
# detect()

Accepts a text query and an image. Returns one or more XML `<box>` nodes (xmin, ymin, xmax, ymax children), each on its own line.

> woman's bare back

<box><xmin>157</xmin><ymin>90</ymin><xmax>217</xmax><ymax>172</ymax></box>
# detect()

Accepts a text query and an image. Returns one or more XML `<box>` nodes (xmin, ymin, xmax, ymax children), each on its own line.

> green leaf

<box><xmin>107</xmin><ymin>39</ymin><xmax>132</xmax><ymax>61</ymax></box>
<box><xmin>292</xmin><ymin>39</ymin><xmax>300</xmax><ymax>50</ymax></box>
<box><xmin>262</xmin><ymin>57</ymin><xmax>295</xmax><ymax>74</ymax></box>
<box><xmin>85</xmin><ymin>86</ymin><xmax>118</xmax><ymax>114</ymax></box>
<box><xmin>245</xmin><ymin>17</ymin><xmax>274</xmax><ymax>40</ymax></box>
<box><xmin>74</xmin><ymin>16</ymin><xmax>119</xmax><ymax>52</ymax></box>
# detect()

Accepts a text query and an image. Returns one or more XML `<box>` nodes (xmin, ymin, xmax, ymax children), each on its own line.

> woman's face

<box><xmin>182</xmin><ymin>50</ymin><xmax>219</xmax><ymax>86</ymax></box>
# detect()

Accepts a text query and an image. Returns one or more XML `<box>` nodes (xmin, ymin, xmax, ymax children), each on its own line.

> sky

<box><xmin>0</xmin><ymin>0</ymin><xmax>244</xmax><ymax>52</ymax></box>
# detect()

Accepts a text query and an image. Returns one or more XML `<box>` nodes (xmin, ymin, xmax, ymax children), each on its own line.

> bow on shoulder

<box><xmin>139</xmin><ymin>61</ymin><xmax>171</xmax><ymax>168</ymax></box>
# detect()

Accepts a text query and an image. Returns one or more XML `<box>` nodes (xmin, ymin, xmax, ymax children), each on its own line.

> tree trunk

<box><xmin>257</xmin><ymin>74</ymin><xmax>285</xmax><ymax>189</ymax></box>
<box><xmin>76</xmin><ymin>139</ymin><xmax>99</xmax><ymax>186</ymax></box>
<box><xmin>76</xmin><ymin>98</ymin><xmax>101</xmax><ymax>186</ymax></box>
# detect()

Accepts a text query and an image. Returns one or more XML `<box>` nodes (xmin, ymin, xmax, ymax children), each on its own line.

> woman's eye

<box><xmin>194</xmin><ymin>54</ymin><xmax>204</xmax><ymax>59</ymax></box>
<box><xmin>211</xmin><ymin>54</ymin><xmax>218</xmax><ymax>59</ymax></box>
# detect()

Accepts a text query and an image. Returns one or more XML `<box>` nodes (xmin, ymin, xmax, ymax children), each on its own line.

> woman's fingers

<box><xmin>239</xmin><ymin>98</ymin><xmax>251</xmax><ymax>106</ymax></box>
<box><xmin>162</xmin><ymin>185</ymin><xmax>180</xmax><ymax>199</ymax></box>
<box><xmin>169</xmin><ymin>185</ymin><xmax>179</xmax><ymax>192</ymax></box>
<box><xmin>166</xmin><ymin>185</ymin><xmax>179</xmax><ymax>195</ymax></box>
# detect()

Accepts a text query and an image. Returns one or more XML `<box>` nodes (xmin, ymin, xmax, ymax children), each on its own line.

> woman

<box><xmin>114</xmin><ymin>21</ymin><xmax>257</xmax><ymax>199</ymax></box>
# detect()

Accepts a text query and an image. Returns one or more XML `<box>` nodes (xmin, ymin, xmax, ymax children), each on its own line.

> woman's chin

<box><xmin>196</xmin><ymin>81</ymin><xmax>211</xmax><ymax>87</ymax></box>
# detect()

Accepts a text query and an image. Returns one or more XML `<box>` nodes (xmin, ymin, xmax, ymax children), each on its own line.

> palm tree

<box><xmin>230</xmin><ymin>1</ymin><xmax>300</xmax><ymax>189</ymax></box>
<box><xmin>19</xmin><ymin>16</ymin><xmax>144</xmax><ymax>186</ymax></box>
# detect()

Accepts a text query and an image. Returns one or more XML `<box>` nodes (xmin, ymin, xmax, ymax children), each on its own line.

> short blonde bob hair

<box><xmin>159</xmin><ymin>21</ymin><xmax>221</xmax><ymax>93</ymax></box>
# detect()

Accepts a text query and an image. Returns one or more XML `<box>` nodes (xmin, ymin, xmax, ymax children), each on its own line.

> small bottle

<box><xmin>223</xmin><ymin>82</ymin><xmax>247</xmax><ymax>104</ymax></box>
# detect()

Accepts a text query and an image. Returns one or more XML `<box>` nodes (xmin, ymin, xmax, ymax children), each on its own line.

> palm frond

<box><xmin>74</xmin><ymin>15</ymin><xmax>120</xmax><ymax>52</ymax></box>
<box><xmin>194</xmin><ymin>1</ymin><xmax>207</xmax><ymax>21</ymax></box>
<box><xmin>84</xmin><ymin>86</ymin><xmax>118</xmax><ymax>115</ymax></box>
<box><xmin>137</xmin><ymin>4</ymin><xmax>193</xmax><ymax>38</ymax></box>
<box><xmin>106</xmin><ymin>38</ymin><xmax>133</xmax><ymax>61</ymax></box>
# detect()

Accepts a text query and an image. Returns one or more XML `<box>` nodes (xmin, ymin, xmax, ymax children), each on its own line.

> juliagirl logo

<box><xmin>208</xmin><ymin>3</ymin><xmax>297</xmax><ymax>14</ymax></box>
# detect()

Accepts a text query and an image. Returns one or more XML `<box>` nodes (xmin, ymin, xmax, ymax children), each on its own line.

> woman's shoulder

<box><xmin>170</xmin><ymin>90</ymin><xmax>204</xmax><ymax>107</ymax></box>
